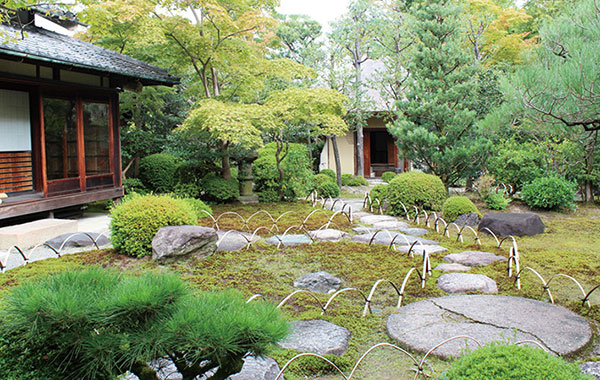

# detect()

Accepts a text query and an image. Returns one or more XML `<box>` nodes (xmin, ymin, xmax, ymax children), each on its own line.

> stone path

<box><xmin>437</xmin><ymin>273</ymin><xmax>497</xmax><ymax>294</ymax></box>
<box><xmin>387</xmin><ymin>295</ymin><xmax>592</xmax><ymax>359</ymax></box>
<box><xmin>279</xmin><ymin>319</ymin><xmax>351</xmax><ymax>356</ymax></box>
<box><xmin>294</xmin><ymin>271</ymin><xmax>341</xmax><ymax>293</ymax></box>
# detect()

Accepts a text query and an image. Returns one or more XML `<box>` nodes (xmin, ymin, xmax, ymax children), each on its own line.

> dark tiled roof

<box><xmin>0</xmin><ymin>24</ymin><xmax>178</xmax><ymax>86</ymax></box>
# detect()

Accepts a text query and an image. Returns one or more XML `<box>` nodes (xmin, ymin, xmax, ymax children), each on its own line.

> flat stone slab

<box><xmin>395</xmin><ymin>244</ymin><xmax>448</xmax><ymax>256</ymax></box>
<box><xmin>435</xmin><ymin>263</ymin><xmax>471</xmax><ymax>272</ymax></box>
<box><xmin>387</xmin><ymin>295</ymin><xmax>592</xmax><ymax>359</ymax></box>
<box><xmin>580</xmin><ymin>362</ymin><xmax>600</xmax><ymax>380</ymax></box>
<box><xmin>217</xmin><ymin>230</ymin><xmax>260</xmax><ymax>251</ymax></box>
<box><xmin>351</xmin><ymin>211</ymin><xmax>372</xmax><ymax>219</ymax></box>
<box><xmin>437</xmin><ymin>273</ymin><xmax>497</xmax><ymax>293</ymax></box>
<box><xmin>371</xmin><ymin>220</ymin><xmax>410</xmax><ymax>230</ymax></box>
<box><xmin>352</xmin><ymin>232</ymin><xmax>438</xmax><ymax>247</ymax></box>
<box><xmin>398</xmin><ymin>228</ymin><xmax>429</xmax><ymax>237</ymax></box>
<box><xmin>45</xmin><ymin>232</ymin><xmax>110</xmax><ymax>250</ymax></box>
<box><xmin>443</xmin><ymin>251</ymin><xmax>507</xmax><ymax>267</ymax></box>
<box><xmin>359</xmin><ymin>215</ymin><xmax>397</xmax><ymax>225</ymax></box>
<box><xmin>307</xmin><ymin>229</ymin><xmax>350</xmax><ymax>242</ymax></box>
<box><xmin>265</xmin><ymin>234</ymin><xmax>312</xmax><ymax>246</ymax></box>
<box><xmin>294</xmin><ymin>271</ymin><xmax>341</xmax><ymax>293</ymax></box>
<box><xmin>279</xmin><ymin>320</ymin><xmax>351</xmax><ymax>356</ymax></box>
<box><xmin>0</xmin><ymin>218</ymin><xmax>78</xmax><ymax>250</ymax></box>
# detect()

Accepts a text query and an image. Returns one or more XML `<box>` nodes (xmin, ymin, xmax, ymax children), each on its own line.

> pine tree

<box><xmin>388</xmin><ymin>0</ymin><xmax>491</xmax><ymax>187</ymax></box>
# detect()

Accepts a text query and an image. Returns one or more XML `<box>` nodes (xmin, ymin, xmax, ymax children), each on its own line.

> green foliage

<box><xmin>475</xmin><ymin>174</ymin><xmax>496</xmax><ymax>200</ymax></box>
<box><xmin>439</xmin><ymin>342</ymin><xmax>590</xmax><ymax>380</ymax></box>
<box><xmin>200</xmin><ymin>174</ymin><xmax>240</xmax><ymax>204</ymax></box>
<box><xmin>0</xmin><ymin>269</ymin><xmax>288</xmax><ymax>380</ymax></box>
<box><xmin>122</xmin><ymin>177</ymin><xmax>148</xmax><ymax>195</ymax></box>
<box><xmin>341</xmin><ymin>174</ymin><xmax>369</xmax><ymax>186</ymax></box>
<box><xmin>368</xmin><ymin>184</ymin><xmax>389</xmax><ymax>208</ymax></box>
<box><xmin>522</xmin><ymin>176</ymin><xmax>575</xmax><ymax>210</ymax></box>
<box><xmin>172</xmin><ymin>181</ymin><xmax>203</xmax><ymax>199</ymax></box>
<box><xmin>320</xmin><ymin>169</ymin><xmax>337</xmax><ymax>181</ymax></box>
<box><xmin>387</xmin><ymin>172</ymin><xmax>447</xmax><ymax>215</ymax></box>
<box><xmin>442</xmin><ymin>196</ymin><xmax>481</xmax><ymax>222</ymax></box>
<box><xmin>313</xmin><ymin>173</ymin><xmax>335</xmax><ymax>188</ymax></box>
<box><xmin>139</xmin><ymin>153</ymin><xmax>179</xmax><ymax>193</ymax></box>
<box><xmin>254</xmin><ymin>143</ymin><xmax>314</xmax><ymax>202</ymax></box>
<box><xmin>388</xmin><ymin>0</ymin><xmax>491</xmax><ymax>186</ymax></box>
<box><xmin>175</xmin><ymin>160</ymin><xmax>213</xmax><ymax>185</ymax></box>
<box><xmin>110</xmin><ymin>194</ymin><xmax>196</xmax><ymax>257</ymax></box>
<box><xmin>181</xmin><ymin>198</ymin><xmax>213</xmax><ymax>220</ymax></box>
<box><xmin>485</xmin><ymin>190</ymin><xmax>511</xmax><ymax>210</ymax></box>
<box><xmin>381</xmin><ymin>171</ymin><xmax>397</xmax><ymax>183</ymax></box>
<box><xmin>317</xmin><ymin>181</ymin><xmax>340</xmax><ymax>198</ymax></box>
<box><xmin>488</xmin><ymin>139</ymin><xmax>546</xmax><ymax>192</ymax></box>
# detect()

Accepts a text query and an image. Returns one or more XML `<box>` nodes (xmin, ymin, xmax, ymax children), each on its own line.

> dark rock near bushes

<box><xmin>454</xmin><ymin>212</ymin><xmax>480</xmax><ymax>227</ymax></box>
<box><xmin>46</xmin><ymin>232</ymin><xmax>110</xmax><ymax>249</ymax></box>
<box><xmin>294</xmin><ymin>271</ymin><xmax>341</xmax><ymax>293</ymax></box>
<box><xmin>478</xmin><ymin>212</ymin><xmax>545</xmax><ymax>237</ymax></box>
<box><xmin>152</xmin><ymin>226</ymin><xmax>217</xmax><ymax>263</ymax></box>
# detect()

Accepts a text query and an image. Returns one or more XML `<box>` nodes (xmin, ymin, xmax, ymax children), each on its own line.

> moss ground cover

<box><xmin>1</xmin><ymin>201</ymin><xmax>599</xmax><ymax>379</ymax></box>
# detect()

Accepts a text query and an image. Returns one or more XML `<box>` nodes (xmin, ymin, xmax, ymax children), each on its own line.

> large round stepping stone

<box><xmin>217</xmin><ymin>230</ymin><xmax>260</xmax><ymax>251</ymax></box>
<box><xmin>443</xmin><ymin>251</ymin><xmax>506</xmax><ymax>267</ymax></box>
<box><xmin>371</xmin><ymin>220</ymin><xmax>410</xmax><ymax>230</ymax></box>
<box><xmin>479</xmin><ymin>212</ymin><xmax>546</xmax><ymax>237</ymax></box>
<box><xmin>434</xmin><ymin>263</ymin><xmax>471</xmax><ymax>272</ymax></box>
<box><xmin>387</xmin><ymin>295</ymin><xmax>592</xmax><ymax>359</ymax></box>
<box><xmin>265</xmin><ymin>234</ymin><xmax>312</xmax><ymax>246</ymax></box>
<box><xmin>359</xmin><ymin>214</ymin><xmax>397</xmax><ymax>225</ymax></box>
<box><xmin>308</xmin><ymin>229</ymin><xmax>350</xmax><ymax>242</ymax></box>
<box><xmin>294</xmin><ymin>271</ymin><xmax>341</xmax><ymax>293</ymax></box>
<box><xmin>437</xmin><ymin>273</ymin><xmax>497</xmax><ymax>293</ymax></box>
<box><xmin>279</xmin><ymin>320</ymin><xmax>351</xmax><ymax>356</ymax></box>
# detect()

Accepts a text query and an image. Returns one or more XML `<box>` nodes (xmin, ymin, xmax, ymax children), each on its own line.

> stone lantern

<box><xmin>238</xmin><ymin>151</ymin><xmax>259</xmax><ymax>204</ymax></box>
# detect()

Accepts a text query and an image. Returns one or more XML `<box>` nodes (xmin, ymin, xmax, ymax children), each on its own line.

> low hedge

<box><xmin>320</xmin><ymin>169</ymin><xmax>336</xmax><ymax>181</ymax></box>
<box><xmin>387</xmin><ymin>172</ymin><xmax>447</xmax><ymax>215</ymax></box>
<box><xmin>368</xmin><ymin>184</ymin><xmax>388</xmax><ymax>209</ymax></box>
<box><xmin>341</xmin><ymin>174</ymin><xmax>369</xmax><ymax>186</ymax></box>
<box><xmin>442</xmin><ymin>196</ymin><xmax>480</xmax><ymax>222</ymax></box>
<box><xmin>381</xmin><ymin>171</ymin><xmax>396</xmax><ymax>183</ymax></box>
<box><xmin>317</xmin><ymin>181</ymin><xmax>340</xmax><ymax>198</ymax></box>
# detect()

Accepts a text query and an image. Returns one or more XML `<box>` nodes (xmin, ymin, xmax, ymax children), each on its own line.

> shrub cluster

<box><xmin>439</xmin><ymin>342</ymin><xmax>590</xmax><ymax>380</ymax></box>
<box><xmin>485</xmin><ymin>190</ymin><xmax>511</xmax><ymax>210</ymax></box>
<box><xmin>0</xmin><ymin>269</ymin><xmax>288</xmax><ymax>380</ymax></box>
<box><xmin>317</xmin><ymin>181</ymin><xmax>340</xmax><ymax>198</ymax></box>
<box><xmin>122</xmin><ymin>177</ymin><xmax>148</xmax><ymax>195</ymax></box>
<box><xmin>110</xmin><ymin>194</ymin><xmax>198</xmax><ymax>257</ymax></box>
<box><xmin>381</xmin><ymin>171</ymin><xmax>397</xmax><ymax>183</ymax></box>
<box><xmin>319</xmin><ymin>169</ymin><xmax>336</xmax><ymax>181</ymax></box>
<box><xmin>521</xmin><ymin>176</ymin><xmax>575</xmax><ymax>210</ymax></box>
<box><xmin>139</xmin><ymin>153</ymin><xmax>180</xmax><ymax>193</ymax></box>
<box><xmin>368</xmin><ymin>184</ymin><xmax>389</xmax><ymax>209</ymax></box>
<box><xmin>200</xmin><ymin>173</ymin><xmax>240</xmax><ymax>203</ymax></box>
<box><xmin>442</xmin><ymin>196</ymin><xmax>480</xmax><ymax>222</ymax></box>
<box><xmin>387</xmin><ymin>172</ymin><xmax>447</xmax><ymax>215</ymax></box>
<box><xmin>313</xmin><ymin>173</ymin><xmax>334</xmax><ymax>188</ymax></box>
<box><xmin>254</xmin><ymin>143</ymin><xmax>313</xmax><ymax>201</ymax></box>
<box><xmin>341</xmin><ymin>174</ymin><xmax>369</xmax><ymax>186</ymax></box>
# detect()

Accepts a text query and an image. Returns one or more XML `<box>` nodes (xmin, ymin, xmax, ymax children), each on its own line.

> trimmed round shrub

<box><xmin>342</xmin><ymin>175</ymin><xmax>369</xmax><ymax>186</ymax></box>
<box><xmin>521</xmin><ymin>176</ymin><xmax>576</xmax><ymax>210</ymax></box>
<box><xmin>139</xmin><ymin>153</ymin><xmax>179</xmax><ymax>193</ymax></box>
<box><xmin>387</xmin><ymin>172</ymin><xmax>447</xmax><ymax>215</ymax></box>
<box><xmin>368</xmin><ymin>184</ymin><xmax>388</xmax><ymax>208</ymax></box>
<box><xmin>381</xmin><ymin>171</ymin><xmax>397</xmax><ymax>183</ymax></box>
<box><xmin>442</xmin><ymin>196</ymin><xmax>481</xmax><ymax>222</ymax></box>
<box><xmin>122</xmin><ymin>177</ymin><xmax>148</xmax><ymax>195</ymax></box>
<box><xmin>200</xmin><ymin>173</ymin><xmax>239</xmax><ymax>203</ymax></box>
<box><xmin>313</xmin><ymin>173</ymin><xmax>335</xmax><ymax>188</ymax></box>
<box><xmin>485</xmin><ymin>190</ymin><xmax>511</xmax><ymax>210</ymax></box>
<box><xmin>320</xmin><ymin>169</ymin><xmax>336</xmax><ymax>181</ymax></box>
<box><xmin>181</xmin><ymin>198</ymin><xmax>213</xmax><ymax>220</ymax></box>
<box><xmin>110</xmin><ymin>194</ymin><xmax>196</xmax><ymax>257</ymax></box>
<box><xmin>317</xmin><ymin>181</ymin><xmax>340</xmax><ymax>198</ymax></box>
<box><xmin>439</xmin><ymin>342</ymin><xmax>589</xmax><ymax>380</ymax></box>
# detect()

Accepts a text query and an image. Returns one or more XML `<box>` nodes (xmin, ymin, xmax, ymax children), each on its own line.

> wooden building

<box><xmin>0</xmin><ymin>11</ymin><xmax>177</xmax><ymax>222</ymax></box>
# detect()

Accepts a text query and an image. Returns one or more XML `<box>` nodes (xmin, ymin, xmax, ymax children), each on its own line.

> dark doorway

<box><xmin>370</xmin><ymin>131</ymin><xmax>388</xmax><ymax>164</ymax></box>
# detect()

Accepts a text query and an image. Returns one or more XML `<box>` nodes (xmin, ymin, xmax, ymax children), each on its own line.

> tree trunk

<box><xmin>221</xmin><ymin>142</ymin><xmax>231</xmax><ymax>179</ymax></box>
<box><xmin>131</xmin><ymin>361</ymin><xmax>160</xmax><ymax>380</ymax></box>
<box><xmin>331</xmin><ymin>135</ymin><xmax>343</xmax><ymax>188</ymax></box>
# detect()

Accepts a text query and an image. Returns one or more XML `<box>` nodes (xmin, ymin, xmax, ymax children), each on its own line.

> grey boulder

<box><xmin>443</xmin><ymin>251</ymin><xmax>506</xmax><ymax>267</ymax></box>
<box><xmin>279</xmin><ymin>320</ymin><xmax>351</xmax><ymax>356</ymax></box>
<box><xmin>478</xmin><ymin>212</ymin><xmax>546</xmax><ymax>237</ymax></box>
<box><xmin>454</xmin><ymin>212</ymin><xmax>480</xmax><ymax>227</ymax></box>
<box><xmin>294</xmin><ymin>271</ymin><xmax>341</xmax><ymax>293</ymax></box>
<box><xmin>437</xmin><ymin>273</ymin><xmax>497</xmax><ymax>294</ymax></box>
<box><xmin>229</xmin><ymin>356</ymin><xmax>284</xmax><ymax>380</ymax></box>
<box><xmin>152</xmin><ymin>226</ymin><xmax>217</xmax><ymax>263</ymax></box>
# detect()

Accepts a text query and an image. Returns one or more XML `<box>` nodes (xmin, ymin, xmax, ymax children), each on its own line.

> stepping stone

<box><xmin>435</xmin><ymin>263</ymin><xmax>471</xmax><ymax>272</ymax></box>
<box><xmin>352</xmin><ymin>233</ymin><xmax>439</xmax><ymax>246</ymax></box>
<box><xmin>387</xmin><ymin>295</ymin><xmax>592</xmax><ymax>359</ymax></box>
<box><xmin>437</xmin><ymin>273</ymin><xmax>497</xmax><ymax>294</ymax></box>
<box><xmin>395</xmin><ymin>244</ymin><xmax>448</xmax><ymax>256</ymax></box>
<box><xmin>352</xmin><ymin>226</ymin><xmax>374</xmax><ymax>234</ymax></box>
<box><xmin>372</xmin><ymin>220</ymin><xmax>410</xmax><ymax>230</ymax></box>
<box><xmin>398</xmin><ymin>228</ymin><xmax>429</xmax><ymax>237</ymax></box>
<box><xmin>230</xmin><ymin>356</ymin><xmax>284</xmax><ymax>380</ymax></box>
<box><xmin>294</xmin><ymin>271</ymin><xmax>341</xmax><ymax>293</ymax></box>
<box><xmin>443</xmin><ymin>251</ymin><xmax>506</xmax><ymax>267</ymax></box>
<box><xmin>359</xmin><ymin>215</ymin><xmax>397</xmax><ymax>225</ymax></box>
<box><xmin>265</xmin><ymin>234</ymin><xmax>312</xmax><ymax>246</ymax></box>
<box><xmin>45</xmin><ymin>232</ymin><xmax>110</xmax><ymax>250</ymax></box>
<box><xmin>352</xmin><ymin>211</ymin><xmax>372</xmax><ymax>219</ymax></box>
<box><xmin>580</xmin><ymin>362</ymin><xmax>600</xmax><ymax>380</ymax></box>
<box><xmin>279</xmin><ymin>320</ymin><xmax>351</xmax><ymax>356</ymax></box>
<box><xmin>308</xmin><ymin>229</ymin><xmax>350</xmax><ymax>242</ymax></box>
<box><xmin>217</xmin><ymin>230</ymin><xmax>260</xmax><ymax>252</ymax></box>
